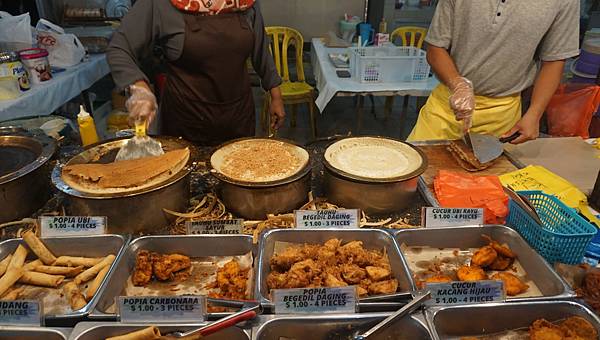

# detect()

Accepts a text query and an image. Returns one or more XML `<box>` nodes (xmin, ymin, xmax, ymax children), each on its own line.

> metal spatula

<box><xmin>115</xmin><ymin>117</ymin><xmax>164</xmax><ymax>161</ymax></box>
<box><xmin>463</xmin><ymin>131</ymin><xmax>521</xmax><ymax>164</ymax></box>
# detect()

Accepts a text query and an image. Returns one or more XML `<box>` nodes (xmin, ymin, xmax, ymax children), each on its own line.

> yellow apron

<box><xmin>407</xmin><ymin>84</ymin><xmax>522</xmax><ymax>141</ymax></box>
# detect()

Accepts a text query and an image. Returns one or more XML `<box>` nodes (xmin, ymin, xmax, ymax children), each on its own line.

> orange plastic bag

<box><xmin>434</xmin><ymin>170</ymin><xmax>509</xmax><ymax>224</ymax></box>
<box><xmin>546</xmin><ymin>84</ymin><xmax>600</xmax><ymax>139</ymax></box>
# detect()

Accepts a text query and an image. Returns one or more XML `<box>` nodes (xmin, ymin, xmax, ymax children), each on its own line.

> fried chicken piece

<box><xmin>368</xmin><ymin>279</ymin><xmax>398</xmax><ymax>295</ymax></box>
<box><xmin>324</xmin><ymin>273</ymin><xmax>348</xmax><ymax>287</ymax></box>
<box><xmin>491</xmin><ymin>272</ymin><xmax>529</xmax><ymax>296</ymax></box>
<box><xmin>529</xmin><ymin>319</ymin><xmax>565</xmax><ymax>340</ymax></box>
<box><xmin>132</xmin><ymin>250</ymin><xmax>154</xmax><ymax>286</ymax></box>
<box><xmin>560</xmin><ymin>316</ymin><xmax>598</xmax><ymax>340</ymax></box>
<box><xmin>487</xmin><ymin>255</ymin><xmax>514</xmax><ymax>271</ymax></box>
<box><xmin>270</xmin><ymin>245</ymin><xmax>305</xmax><ymax>271</ymax></box>
<box><xmin>341</xmin><ymin>264</ymin><xmax>366</xmax><ymax>284</ymax></box>
<box><xmin>471</xmin><ymin>245</ymin><xmax>497</xmax><ymax>267</ymax></box>
<box><xmin>457</xmin><ymin>265</ymin><xmax>487</xmax><ymax>282</ymax></box>
<box><xmin>482</xmin><ymin>235</ymin><xmax>516</xmax><ymax>258</ymax></box>
<box><xmin>365</xmin><ymin>266</ymin><xmax>391</xmax><ymax>281</ymax></box>
<box><xmin>285</xmin><ymin>259</ymin><xmax>320</xmax><ymax>288</ymax></box>
<box><xmin>152</xmin><ymin>253</ymin><xmax>191</xmax><ymax>281</ymax></box>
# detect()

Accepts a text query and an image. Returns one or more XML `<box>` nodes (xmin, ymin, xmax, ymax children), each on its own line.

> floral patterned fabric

<box><xmin>170</xmin><ymin>0</ymin><xmax>254</xmax><ymax>14</ymax></box>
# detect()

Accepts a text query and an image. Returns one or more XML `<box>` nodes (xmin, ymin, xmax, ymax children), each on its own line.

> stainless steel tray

<box><xmin>394</xmin><ymin>225</ymin><xmax>574</xmax><ymax>301</ymax></box>
<box><xmin>0</xmin><ymin>326</ymin><xmax>70</xmax><ymax>339</ymax></box>
<box><xmin>70</xmin><ymin>321</ymin><xmax>251</xmax><ymax>340</ymax></box>
<box><xmin>255</xmin><ymin>229</ymin><xmax>415</xmax><ymax>309</ymax></box>
<box><xmin>0</xmin><ymin>235</ymin><xmax>128</xmax><ymax>325</ymax></box>
<box><xmin>253</xmin><ymin>312</ymin><xmax>432</xmax><ymax>339</ymax></box>
<box><xmin>426</xmin><ymin>300</ymin><xmax>600</xmax><ymax>340</ymax></box>
<box><xmin>92</xmin><ymin>235</ymin><xmax>254</xmax><ymax>320</ymax></box>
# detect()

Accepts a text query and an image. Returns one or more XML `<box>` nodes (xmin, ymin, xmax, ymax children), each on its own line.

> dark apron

<box><xmin>161</xmin><ymin>12</ymin><xmax>255</xmax><ymax>146</ymax></box>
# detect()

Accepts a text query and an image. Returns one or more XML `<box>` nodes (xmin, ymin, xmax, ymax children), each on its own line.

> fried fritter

<box><xmin>457</xmin><ymin>265</ymin><xmax>487</xmax><ymax>282</ymax></box>
<box><xmin>132</xmin><ymin>250</ymin><xmax>153</xmax><ymax>286</ymax></box>
<box><xmin>471</xmin><ymin>245</ymin><xmax>497</xmax><ymax>267</ymax></box>
<box><xmin>482</xmin><ymin>235</ymin><xmax>516</xmax><ymax>258</ymax></box>
<box><xmin>365</xmin><ymin>266</ymin><xmax>391</xmax><ymax>281</ymax></box>
<box><xmin>207</xmin><ymin>260</ymin><xmax>249</xmax><ymax>300</ymax></box>
<box><xmin>270</xmin><ymin>245</ymin><xmax>305</xmax><ymax>271</ymax></box>
<box><xmin>426</xmin><ymin>274</ymin><xmax>453</xmax><ymax>284</ymax></box>
<box><xmin>324</xmin><ymin>273</ymin><xmax>348</xmax><ymax>287</ymax></box>
<box><xmin>286</xmin><ymin>259</ymin><xmax>320</xmax><ymax>288</ymax></box>
<box><xmin>487</xmin><ymin>255</ymin><xmax>514</xmax><ymax>271</ymax></box>
<box><xmin>266</xmin><ymin>271</ymin><xmax>287</xmax><ymax>289</ymax></box>
<box><xmin>153</xmin><ymin>253</ymin><xmax>191</xmax><ymax>281</ymax></box>
<box><xmin>341</xmin><ymin>264</ymin><xmax>366</xmax><ymax>284</ymax></box>
<box><xmin>368</xmin><ymin>279</ymin><xmax>398</xmax><ymax>295</ymax></box>
<box><xmin>529</xmin><ymin>319</ymin><xmax>564</xmax><ymax>340</ymax></box>
<box><xmin>338</xmin><ymin>241</ymin><xmax>372</xmax><ymax>267</ymax></box>
<box><xmin>560</xmin><ymin>316</ymin><xmax>598</xmax><ymax>340</ymax></box>
<box><xmin>491</xmin><ymin>272</ymin><xmax>529</xmax><ymax>296</ymax></box>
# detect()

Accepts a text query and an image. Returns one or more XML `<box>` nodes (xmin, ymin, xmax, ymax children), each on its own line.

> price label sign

<box><xmin>186</xmin><ymin>219</ymin><xmax>243</xmax><ymax>235</ymax></box>
<box><xmin>39</xmin><ymin>216</ymin><xmax>107</xmax><ymax>237</ymax></box>
<box><xmin>273</xmin><ymin>286</ymin><xmax>357</xmax><ymax>314</ymax></box>
<box><xmin>426</xmin><ymin>281</ymin><xmax>505</xmax><ymax>306</ymax></box>
<box><xmin>295</xmin><ymin>209</ymin><xmax>360</xmax><ymax>229</ymax></box>
<box><xmin>0</xmin><ymin>300</ymin><xmax>42</xmax><ymax>326</ymax></box>
<box><xmin>118</xmin><ymin>296</ymin><xmax>206</xmax><ymax>323</ymax></box>
<box><xmin>422</xmin><ymin>208</ymin><xmax>484</xmax><ymax>228</ymax></box>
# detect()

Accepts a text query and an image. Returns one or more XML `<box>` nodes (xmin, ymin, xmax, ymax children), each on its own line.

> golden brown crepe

<box><xmin>447</xmin><ymin>140</ymin><xmax>493</xmax><ymax>172</ymax></box>
<box><xmin>62</xmin><ymin>148</ymin><xmax>189</xmax><ymax>194</ymax></box>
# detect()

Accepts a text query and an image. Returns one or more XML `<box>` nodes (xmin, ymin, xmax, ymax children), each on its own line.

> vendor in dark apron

<box><xmin>107</xmin><ymin>0</ymin><xmax>284</xmax><ymax>146</ymax></box>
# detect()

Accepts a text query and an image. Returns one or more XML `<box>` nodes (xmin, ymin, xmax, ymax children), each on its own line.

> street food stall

<box><xmin>2</xmin><ymin>0</ymin><xmax>600</xmax><ymax>339</ymax></box>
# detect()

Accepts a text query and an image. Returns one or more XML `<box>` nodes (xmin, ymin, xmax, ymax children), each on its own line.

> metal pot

<box><xmin>323</xmin><ymin>136</ymin><xmax>427</xmax><ymax>215</ymax></box>
<box><xmin>210</xmin><ymin>138</ymin><xmax>311</xmax><ymax>220</ymax></box>
<box><xmin>0</xmin><ymin>127</ymin><xmax>56</xmax><ymax>223</ymax></box>
<box><xmin>52</xmin><ymin>137</ymin><xmax>196</xmax><ymax>234</ymax></box>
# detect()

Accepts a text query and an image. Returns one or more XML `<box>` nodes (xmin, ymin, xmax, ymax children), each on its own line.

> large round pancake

<box><xmin>61</xmin><ymin>148</ymin><xmax>190</xmax><ymax>194</ymax></box>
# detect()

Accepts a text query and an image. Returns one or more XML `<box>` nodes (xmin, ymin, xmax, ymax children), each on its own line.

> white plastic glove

<box><xmin>448</xmin><ymin>77</ymin><xmax>475</xmax><ymax>130</ymax></box>
<box><xmin>125</xmin><ymin>84</ymin><xmax>157</xmax><ymax>125</ymax></box>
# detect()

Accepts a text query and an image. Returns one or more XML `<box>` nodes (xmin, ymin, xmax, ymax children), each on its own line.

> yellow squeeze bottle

<box><xmin>77</xmin><ymin>105</ymin><xmax>99</xmax><ymax>146</ymax></box>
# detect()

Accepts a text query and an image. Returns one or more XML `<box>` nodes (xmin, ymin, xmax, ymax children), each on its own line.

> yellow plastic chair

<box><xmin>262</xmin><ymin>26</ymin><xmax>317</xmax><ymax>138</ymax></box>
<box><xmin>385</xmin><ymin>26</ymin><xmax>428</xmax><ymax>119</ymax></box>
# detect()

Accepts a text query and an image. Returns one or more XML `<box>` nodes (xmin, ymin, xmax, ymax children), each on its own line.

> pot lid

<box><xmin>210</xmin><ymin>138</ymin><xmax>310</xmax><ymax>185</ymax></box>
<box><xmin>0</xmin><ymin>127</ymin><xmax>56</xmax><ymax>185</ymax></box>
<box><xmin>324</xmin><ymin>136</ymin><xmax>427</xmax><ymax>182</ymax></box>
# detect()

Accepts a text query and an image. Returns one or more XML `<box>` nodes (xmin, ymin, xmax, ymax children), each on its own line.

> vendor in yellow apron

<box><xmin>408</xmin><ymin>0</ymin><xmax>580</xmax><ymax>143</ymax></box>
<box><xmin>407</xmin><ymin>84</ymin><xmax>521</xmax><ymax>141</ymax></box>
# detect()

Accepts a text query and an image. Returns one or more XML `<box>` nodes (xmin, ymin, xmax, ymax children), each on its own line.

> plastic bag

<box><xmin>546</xmin><ymin>83</ymin><xmax>600</xmax><ymax>139</ymax></box>
<box><xmin>0</xmin><ymin>12</ymin><xmax>33</xmax><ymax>44</ymax></box>
<box><xmin>36</xmin><ymin>19</ymin><xmax>85</xmax><ymax>68</ymax></box>
<box><xmin>434</xmin><ymin>170</ymin><xmax>509</xmax><ymax>224</ymax></box>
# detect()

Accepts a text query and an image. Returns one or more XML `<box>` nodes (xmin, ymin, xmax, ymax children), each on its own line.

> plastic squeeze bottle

<box><xmin>77</xmin><ymin>105</ymin><xmax>99</xmax><ymax>146</ymax></box>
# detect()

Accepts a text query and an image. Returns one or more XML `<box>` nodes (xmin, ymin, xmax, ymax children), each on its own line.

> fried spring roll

<box><xmin>1</xmin><ymin>286</ymin><xmax>25</xmax><ymax>300</ymax></box>
<box><xmin>0</xmin><ymin>268</ymin><xmax>24</xmax><ymax>296</ymax></box>
<box><xmin>63</xmin><ymin>281</ymin><xmax>87</xmax><ymax>311</ymax></box>
<box><xmin>34</xmin><ymin>265</ymin><xmax>83</xmax><ymax>277</ymax></box>
<box><xmin>22</xmin><ymin>259</ymin><xmax>43</xmax><ymax>271</ymax></box>
<box><xmin>7</xmin><ymin>245</ymin><xmax>27</xmax><ymax>270</ymax></box>
<box><xmin>105</xmin><ymin>326</ymin><xmax>161</xmax><ymax>340</ymax></box>
<box><xmin>85</xmin><ymin>265</ymin><xmax>109</xmax><ymax>301</ymax></box>
<box><xmin>19</xmin><ymin>271</ymin><xmax>65</xmax><ymax>288</ymax></box>
<box><xmin>22</xmin><ymin>230</ymin><xmax>57</xmax><ymax>265</ymax></box>
<box><xmin>74</xmin><ymin>254</ymin><xmax>115</xmax><ymax>285</ymax></box>
<box><xmin>0</xmin><ymin>254</ymin><xmax>12</xmax><ymax>277</ymax></box>
<box><xmin>53</xmin><ymin>256</ymin><xmax>103</xmax><ymax>268</ymax></box>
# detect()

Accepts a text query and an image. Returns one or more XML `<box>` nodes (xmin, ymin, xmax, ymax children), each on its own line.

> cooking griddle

<box><xmin>0</xmin><ymin>136</ymin><xmax>43</xmax><ymax>179</ymax></box>
<box><xmin>414</xmin><ymin>141</ymin><xmax>519</xmax><ymax>206</ymax></box>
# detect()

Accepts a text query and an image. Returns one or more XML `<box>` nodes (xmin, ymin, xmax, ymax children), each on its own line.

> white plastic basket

<box><xmin>348</xmin><ymin>46</ymin><xmax>430</xmax><ymax>83</ymax></box>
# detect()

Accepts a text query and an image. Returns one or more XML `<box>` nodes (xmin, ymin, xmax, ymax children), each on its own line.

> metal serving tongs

<box><xmin>160</xmin><ymin>302</ymin><xmax>261</xmax><ymax>339</ymax></box>
<box><xmin>115</xmin><ymin>117</ymin><xmax>164</xmax><ymax>161</ymax></box>
<box><xmin>352</xmin><ymin>291</ymin><xmax>431</xmax><ymax>340</ymax></box>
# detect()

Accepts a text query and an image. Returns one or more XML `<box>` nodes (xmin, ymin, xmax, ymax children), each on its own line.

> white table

<box><xmin>0</xmin><ymin>54</ymin><xmax>110</xmax><ymax>121</ymax></box>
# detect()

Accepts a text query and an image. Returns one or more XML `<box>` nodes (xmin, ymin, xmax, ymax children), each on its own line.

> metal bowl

<box><xmin>0</xmin><ymin>127</ymin><xmax>56</xmax><ymax>223</ymax></box>
<box><xmin>210</xmin><ymin>137</ymin><xmax>311</xmax><ymax>220</ymax></box>
<box><xmin>52</xmin><ymin>136</ymin><xmax>196</xmax><ymax>234</ymax></box>
<box><xmin>323</xmin><ymin>136</ymin><xmax>428</xmax><ymax>215</ymax></box>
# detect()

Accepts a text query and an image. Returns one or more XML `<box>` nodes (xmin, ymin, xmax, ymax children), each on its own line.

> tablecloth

<box><xmin>311</xmin><ymin>38</ymin><xmax>439</xmax><ymax>112</ymax></box>
<box><xmin>0</xmin><ymin>54</ymin><xmax>110</xmax><ymax>121</ymax></box>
